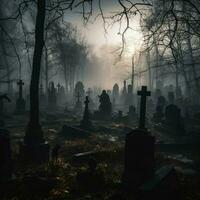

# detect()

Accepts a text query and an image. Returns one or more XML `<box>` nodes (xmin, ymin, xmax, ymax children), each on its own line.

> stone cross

<box><xmin>17</xmin><ymin>79</ymin><xmax>24</xmax><ymax>99</ymax></box>
<box><xmin>80</xmin><ymin>96</ymin><xmax>92</xmax><ymax>129</ymax></box>
<box><xmin>137</xmin><ymin>86</ymin><xmax>151</xmax><ymax>129</ymax></box>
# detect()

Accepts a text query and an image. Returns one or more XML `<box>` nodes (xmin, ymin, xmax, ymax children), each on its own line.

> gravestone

<box><xmin>98</xmin><ymin>90</ymin><xmax>112</xmax><ymax>118</ymax></box>
<box><xmin>122</xmin><ymin>86</ymin><xmax>154</xmax><ymax>188</ymax></box>
<box><xmin>80</xmin><ymin>96</ymin><xmax>92</xmax><ymax>130</ymax></box>
<box><xmin>122</xmin><ymin>86</ymin><xmax>180</xmax><ymax>198</ymax></box>
<box><xmin>0</xmin><ymin>128</ymin><xmax>12</xmax><ymax>181</ymax></box>
<box><xmin>75</xmin><ymin>81</ymin><xmax>85</xmax><ymax>103</ymax></box>
<box><xmin>15</xmin><ymin>79</ymin><xmax>26</xmax><ymax>114</ymax></box>
<box><xmin>165</xmin><ymin>104</ymin><xmax>185</xmax><ymax>134</ymax></box>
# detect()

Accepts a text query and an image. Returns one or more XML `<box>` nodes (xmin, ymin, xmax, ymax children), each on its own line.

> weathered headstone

<box><xmin>15</xmin><ymin>79</ymin><xmax>26</xmax><ymax>114</ymax></box>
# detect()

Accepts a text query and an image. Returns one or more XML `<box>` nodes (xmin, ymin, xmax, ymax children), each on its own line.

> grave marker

<box><xmin>137</xmin><ymin>86</ymin><xmax>151</xmax><ymax>129</ymax></box>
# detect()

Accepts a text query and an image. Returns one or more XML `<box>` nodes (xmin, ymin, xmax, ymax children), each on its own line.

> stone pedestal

<box><xmin>122</xmin><ymin>129</ymin><xmax>155</xmax><ymax>188</ymax></box>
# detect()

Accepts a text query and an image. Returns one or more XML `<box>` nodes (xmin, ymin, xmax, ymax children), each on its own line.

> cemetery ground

<box><xmin>1</xmin><ymin>113</ymin><xmax>200</xmax><ymax>200</ymax></box>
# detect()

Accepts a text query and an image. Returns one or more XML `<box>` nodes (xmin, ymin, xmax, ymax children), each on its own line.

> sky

<box><xmin>64</xmin><ymin>0</ymin><xmax>144</xmax><ymax>56</ymax></box>
<box><xmin>62</xmin><ymin>0</ymin><xmax>146</xmax><ymax>89</ymax></box>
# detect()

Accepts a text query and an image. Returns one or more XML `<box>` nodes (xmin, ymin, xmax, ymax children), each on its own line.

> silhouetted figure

<box><xmin>98</xmin><ymin>90</ymin><xmax>112</xmax><ymax>117</ymax></box>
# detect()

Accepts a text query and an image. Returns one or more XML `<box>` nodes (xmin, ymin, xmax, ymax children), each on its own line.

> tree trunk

<box><xmin>25</xmin><ymin>0</ymin><xmax>46</xmax><ymax>144</ymax></box>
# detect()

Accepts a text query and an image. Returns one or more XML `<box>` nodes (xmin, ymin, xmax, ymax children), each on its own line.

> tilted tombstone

<box><xmin>122</xmin><ymin>86</ymin><xmax>155</xmax><ymax>188</ymax></box>
<box><xmin>0</xmin><ymin>128</ymin><xmax>12</xmax><ymax>181</ymax></box>
<box><xmin>15</xmin><ymin>79</ymin><xmax>26</xmax><ymax>114</ymax></box>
